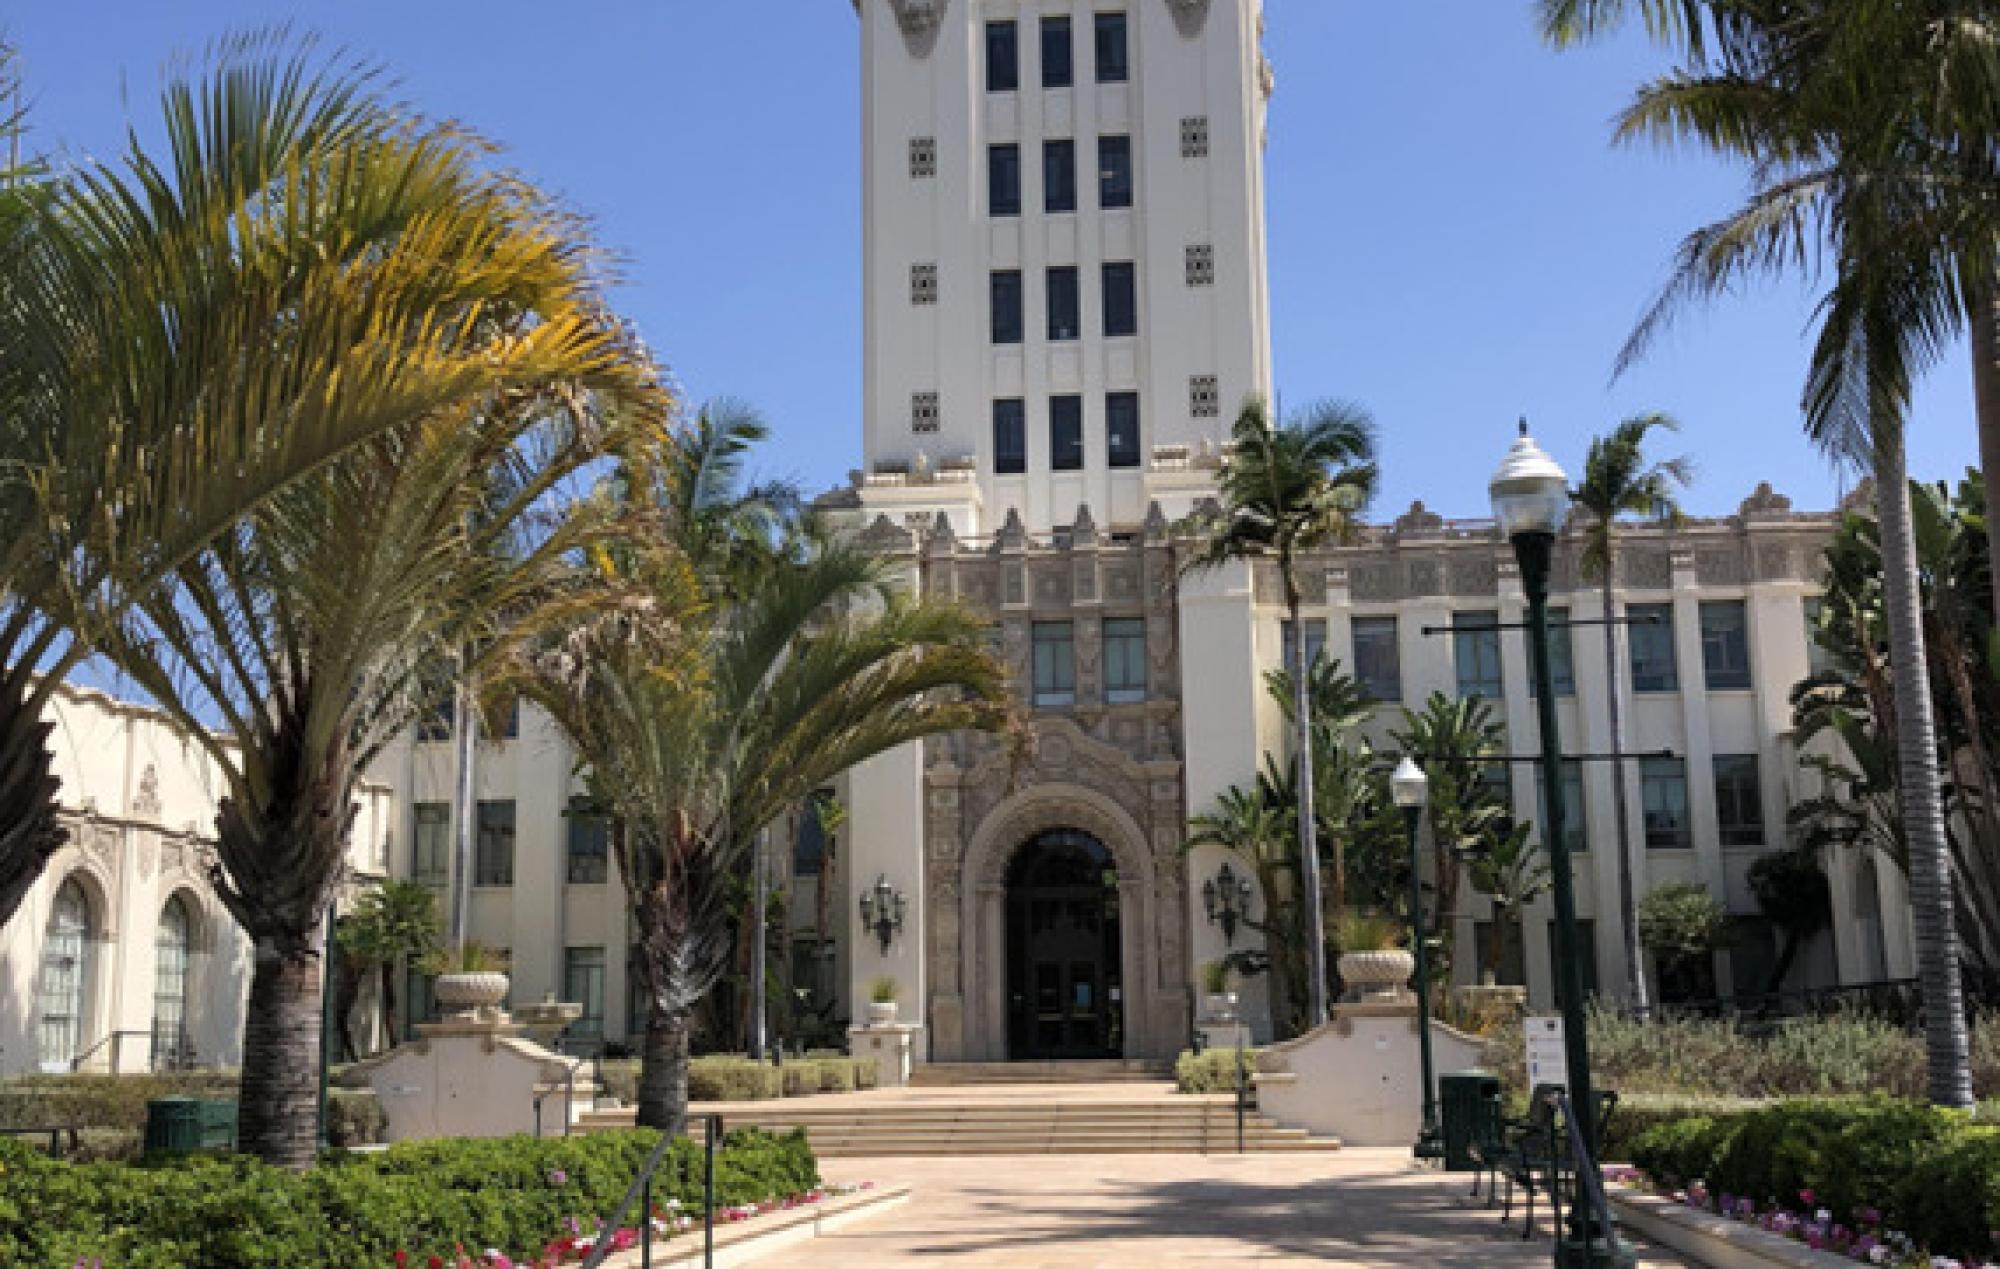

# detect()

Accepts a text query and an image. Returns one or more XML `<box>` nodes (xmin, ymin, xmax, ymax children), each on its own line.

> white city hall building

<box><xmin>0</xmin><ymin>0</ymin><xmax>1916</xmax><ymax>1076</ymax></box>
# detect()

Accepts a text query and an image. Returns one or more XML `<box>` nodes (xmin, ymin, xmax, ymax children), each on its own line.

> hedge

<box><xmin>1174</xmin><ymin>1048</ymin><xmax>1261</xmax><ymax>1095</ymax></box>
<box><xmin>0</xmin><ymin>1074</ymin><xmax>387</xmax><ymax>1160</ymax></box>
<box><xmin>1628</xmin><ymin>1097</ymin><xmax>1995</xmax><ymax>1260</ymax></box>
<box><xmin>597</xmin><ymin>1055</ymin><xmax>878</xmax><ymax>1104</ymax></box>
<box><xmin>0</xmin><ymin>1126</ymin><xmax>818</xmax><ymax>1268</ymax></box>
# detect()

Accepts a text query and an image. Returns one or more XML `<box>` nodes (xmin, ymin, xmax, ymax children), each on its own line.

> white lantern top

<box><xmin>1489</xmin><ymin>420</ymin><xmax>1571</xmax><ymax>539</ymax></box>
<box><xmin>1390</xmin><ymin>755</ymin><xmax>1430</xmax><ymax>809</ymax></box>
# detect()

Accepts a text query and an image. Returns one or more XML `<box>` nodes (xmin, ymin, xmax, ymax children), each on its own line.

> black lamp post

<box><xmin>1490</xmin><ymin>422</ymin><xmax>1632</xmax><ymax>1268</ymax></box>
<box><xmin>1391</xmin><ymin>755</ymin><xmax>1441</xmax><ymax>1160</ymax></box>
<box><xmin>858</xmin><ymin>874</ymin><xmax>906</xmax><ymax>955</ymax></box>
<box><xmin>1203</xmin><ymin>862</ymin><xmax>1254</xmax><ymax>946</ymax></box>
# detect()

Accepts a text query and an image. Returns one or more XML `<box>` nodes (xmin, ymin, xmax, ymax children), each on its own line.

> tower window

<box><xmin>1107</xmin><ymin>392</ymin><xmax>1141</xmax><ymax>469</ymax></box>
<box><xmin>1185</xmin><ymin>244</ymin><xmax>1215</xmax><ymax>287</ymax></box>
<box><xmin>1047</xmin><ymin>266</ymin><xmax>1081</xmax><ymax>341</ymax></box>
<box><xmin>1044</xmin><ymin>140</ymin><xmax>1077</xmax><ymax>214</ymax></box>
<box><xmin>910</xmin><ymin>137</ymin><xmax>937</xmax><ymax>180</ymax></box>
<box><xmin>1102</xmin><ymin>262</ymin><xmax>1137</xmax><ymax>337</ymax></box>
<box><xmin>1041</xmin><ymin>16</ymin><xmax>1073</xmax><ymax>89</ymax></box>
<box><xmin>986</xmin><ymin>21</ymin><xmax>1019</xmax><ymax>92</ymax></box>
<box><xmin>910</xmin><ymin>263</ymin><xmax>938</xmax><ymax>306</ymax></box>
<box><xmin>1189</xmin><ymin>375</ymin><xmax>1220</xmax><ymax>419</ymax></box>
<box><xmin>989</xmin><ymin>144</ymin><xmax>1021</xmax><ymax>216</ymax></box>
<box><xmin>912</xmin><ymin>392</ymin><xmax>941</xmax><ymax>434</ymax></box>
<box><xmin>994</xmin><ymin>399</ymin><xmax>1027</xmax><ymax>474</ymax></box>
<box><xmin>1181</xmin><ymin>116</ymin><xmax>1210</xmax><ymax>158</ymax></box>
<box><xmin>991</xmin><ymin>270</ymin><xmax>1024</xmax><ymax>345</ymax></box>
<box><xmin>1094</xmin><ymin>13</ymin><xmax>1129</xmax><ymax>83</ymax></box>
<box><xmin>1050</xmin><ymin>395</ymin><xmax>1084</xmax><ymax>471</ymax></box>
<box><xmin>1098</xmin><ymin>135</ymin><xmax>1133</xmax><ymax>209</ymax></box>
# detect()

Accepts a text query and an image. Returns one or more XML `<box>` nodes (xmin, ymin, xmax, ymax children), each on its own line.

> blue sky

<box><xmin>8</xmin><ymin>2</ymin><xmax>1980</xmax><ymax>519</ymax></box>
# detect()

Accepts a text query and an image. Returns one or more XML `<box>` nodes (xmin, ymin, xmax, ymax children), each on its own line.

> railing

<box><xmin>579</xmin><ymin>1112</ymin><xmax>722</xmax><ymax>1269</ymax></box>
<box><xmin>69</xmin><ymin>1030</ymin><xmax>152</xmax><ymax>1074</ymax></box>
<box><xmin>1555</xmin><ymin>1089</ymin><xmax>1620</xmax><ymax>1260</ymax></box>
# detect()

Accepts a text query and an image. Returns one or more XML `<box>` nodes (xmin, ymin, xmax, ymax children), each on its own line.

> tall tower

<box><xmin>850</xmin><ymin>0</ymin><xmax>1274</xmax><ymax>535</ymax></box>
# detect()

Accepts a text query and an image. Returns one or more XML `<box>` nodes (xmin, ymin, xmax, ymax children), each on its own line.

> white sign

<box><xmin>1524</xmin><ymin>1015</ymin><xmax>1569</xmax><ymax>1090</ymax></box>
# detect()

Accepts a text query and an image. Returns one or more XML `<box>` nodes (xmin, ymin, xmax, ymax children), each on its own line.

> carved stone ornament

<box><xmin>888</xmin><ymin>0</ymin><xmax>948</xmax><ymax>53</ymax></box>
<box><xmin>1738</xmin><ymin>481</ymin><xmax>1794</xmax><ymax>520</ymax></box>
<box><xmin>1165</xmin><ymin>0</ymin><xmax>1211</xmax><ymax>36</ymax></box>
<box><xmin>1392</xmin><ymin>500</ymin><xmax>1445</xmax><ymax>540</ymax></box>
<box><xmin>133</xmin><ymin>764</ymin><xmax>163</xmax><ymax>820</ymax></box>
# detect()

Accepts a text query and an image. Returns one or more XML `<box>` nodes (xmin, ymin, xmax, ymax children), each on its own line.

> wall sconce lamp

<box><xmin>1202</xmin><ymin>862</ymin><xmax>1255</xmax><ymax>946</ymax></box>
<box><xmin>858</xmin><ymin>874</ymin><xmax>907</xmax><ymax>954</ymax></box>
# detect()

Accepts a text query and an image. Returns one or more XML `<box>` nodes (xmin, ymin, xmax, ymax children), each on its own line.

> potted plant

<box><xmin>866</xmin><ymin>976</ymin><xmax>899</xmax><ymax>1025</ymax></box>
<box><xmin>1200</xmin><ymin>959</ymin><xmax>1238</xmax><ymax>1023</ymax></box>
<box><xmin>1335</xmin><ymin>913</ymin><xmax>1413</xmax><ymax>1003</ymax></box>
<box><xmin>423</xmin><ymin>940</ymin><xmax>511</xmax><ymax>1020</ymax></box>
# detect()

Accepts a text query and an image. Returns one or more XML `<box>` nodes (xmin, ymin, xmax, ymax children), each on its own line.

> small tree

<box><xmin>333</xmin><ymin>881</ymin><xmax>442</xmax><ymax>1059</ymax></box>
<box><xmin>1747</xmin><ymin>849</ymin><xmax>1833</xmax><ymax>996</ymax></box>
<box><xmin>1465</xmin><ymin>821</ymin><xmax>1551</xmax><ymax>985</ymax></box>
<box><xmin>1638</xmin><ymin>883</ymin><xmax>1729</xmax><ymax>1004</ymax></box>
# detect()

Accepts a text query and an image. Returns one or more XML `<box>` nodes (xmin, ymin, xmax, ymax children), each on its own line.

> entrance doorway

<box><xmin>1005</xmin><ymin>829</ymin><xmax>1122</xmax><ymax>1059</ymax></box>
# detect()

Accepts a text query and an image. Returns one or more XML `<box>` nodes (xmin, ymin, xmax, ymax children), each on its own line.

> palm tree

<box><xmin>0</xmin><ymin>40</ymin><xmax>619</xmax><ymax>930</ymax></box>
<box><xmin>1465</xmin><ymin>821</ymin><xmax>1551</xmax><ymax>986</ymax></box>
<box><xmin>503</xmin><ymin>417</ymin><xmax>1009</xmax><ymax>1134</ymax></box>
<box><xmin>1266</xmin><ymin>656</ymin><xmax>1377</xmax><ymax>916</ymax></box>
<box><xmin>1185</xmin><ymin>779</ymin><xmax>1305</xmax><ymax>1035</ymax></box>
<box><xmin>333</xmin><ymin>880</ymin><xmax>443</xmax><ymax>1059</ymax></box>
<box><xmin>1573</xmin><ymin>414</ymin><xmax>1690</xmax><ymax>1017</ymax></box>
<box><xmin>1391</xmin><ymin>692</ymin><xmax>1510</xmax><ymax>986</ymax></box>
<box><xmin>1540</xmin><ymin>0</ymin><xmax>1994</xmax><ymax>1106</ymax></box>
<box><xmin>1182</xmin><ymin>398</ymin><xmax>1379</xmax><ymax>1027</ymax></box>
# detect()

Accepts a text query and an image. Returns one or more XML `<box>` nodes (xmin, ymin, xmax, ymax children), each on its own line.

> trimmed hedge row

<box><xmin>0</xmin><ymin>1074</ymin><xmax>387</xmax><ymax>1159</ymax></box>
<box><xmin>1629</xmin><ymin>1097</ymin><xmax>1996</xmax><ymax>1259</ymax></box>
<box><xmin>0</xmin><ymin>1126</ymin><xmax>817</xmax><ymax>1269</ymax></box>
<box><xmin>598</xmin><ymin>1055</ymin><xmax>879</xmax><ymax>1104</ymax></box>
<box><xmin>1174</xmin><ymin>1048</ymin><xmax>1261</xmax><ymax>1094</ymax></box>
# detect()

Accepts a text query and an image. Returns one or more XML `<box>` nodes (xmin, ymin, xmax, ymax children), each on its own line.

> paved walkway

<box><xmin>805</xmin><ymin>1148</ymin><xmax>1693</xmax><ymax>1266</ymax></box>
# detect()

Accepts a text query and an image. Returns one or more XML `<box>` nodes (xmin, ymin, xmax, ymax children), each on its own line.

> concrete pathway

<box><xmin>802</xmin><ymin>1148</ymin><xmax>1694</xmax><ymax>1266</ymax></box>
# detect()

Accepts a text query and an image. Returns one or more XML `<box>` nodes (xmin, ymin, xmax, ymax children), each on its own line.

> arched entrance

<box><xmin>1006</xmin><ymin>830</ymin><xmax>1123</xmax><ymax>1058</ymax></box>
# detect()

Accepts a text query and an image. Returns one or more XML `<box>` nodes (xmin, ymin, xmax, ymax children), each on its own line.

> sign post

<box><xmin>1524</xmin><ymin>1015</ymin><xmax>1569</xmax><ymax>1090</ymax></box>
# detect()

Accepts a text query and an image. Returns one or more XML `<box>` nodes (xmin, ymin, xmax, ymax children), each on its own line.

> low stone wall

<box><xmin>1253</xmin><ymin>1004</ymin><xmax>1483</xmax><ymax>1147</ymax></box>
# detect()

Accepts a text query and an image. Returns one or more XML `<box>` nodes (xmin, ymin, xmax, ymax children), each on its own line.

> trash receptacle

<box><xmin>145</xmin><ymin>1097</ymin><xmax>237</xmax><ymax>1155</ymax></box>
<box><xmin>195</xmin><ymin>1098</ymin><xmax>238</xmax><ymax>1151</ymax></box>
<box><xmin>1439</xmin><ymin>1070</ymin><xmax>1502</xmax><ymax>1172</ymax></box>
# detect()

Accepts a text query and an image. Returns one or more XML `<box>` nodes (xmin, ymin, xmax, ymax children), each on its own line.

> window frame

<box><xmin>988</xmin><ymin>143</ymin><xmax>1022</xmax><ymax>217</ymax></box>
<box><xmin>1032</xmin><ymin>621</ymin><xmax>1078</xmax><ymax>706</ymax></box>
<box><xmin>565</xmin><ymin>801</ymin><xmax>609</xmax><ymax>885</ymax></box>
<box><xmin>993</xmin><ymin>398</ymin><xmax>1027</xmax><ymax>475</ymax></box>
<box><xmin>412</xmin><ymin>801</ymin><xmax>451</xmax><ymax>885</ymax></box>
<box><xmin>1352</xmin><ymin>615</ymin><xmax>1402</xmax><ymax>703</ymax></box>
<box><xmin>1103</xmin><ymin>617</ymin><xmax>1148</xmax><ymax>703</ymax></box>
<box><xmin>1043</xmin><ymin>139</ymin><xmax>1077</xmax><ymax>214</ymax></box>
<box><xmin>474</xmin><ymin>799</ymin><xmax>516</xmax><ymax>887</ymax></box>
<box><xmin>1050</xmin><ymin>395</ymin><xmax>1084</xmax><ymax>472</ymax></box>
<box><xmin>1046</xmin><ymin>265</ymin><xmax>1081</xmax><ymax>341</ymax></box>
<box><xmin>1699</xmin><ymin>599</ymin><xmax>1753</xmax><ymax>691</ymax></box>
<box><xmin>1106</xmin><ymin>391</ymin><xmax>1141</xmax><ymax>469</ymax></box>
<box><xmin>1101</xmin><ymin>261</ymin><xmax>1137</xmax><ymax>337</ymax></box>
<box><xmin>1639</xmin><ymin>756</ymin><xmax>1691</xmax><ymax>850</ymax></box>
<box><xmin>1093</xmin><ymin>12</ymin><xmax>1129</xmax><ymax>83</ymax></box>
<box><xmin>990</xmin><ymin>269</ymin><xmax>1024</xmax><ymax>345</ymax></box>
<box><xmin>1097</xmin><ymin>135</ymin><xmax>1133</xmax><ymax>209</ymax></box>
<box><xmin>1041</xmin><ymin>16</ymin><xmax>1073</xmax><ymax>88</ymax></box>
<box><xmin>1627</xmin><ymin>602</ymin><xmax>1680</xmax><ymax>693</ymax></box>
<box><xmin>1452</xmin><ymin>610</ymin><xmax>1504</xmax><ymax>701</ymax></box>
<box><xmin>1712</xmin><ymin>753</ymin><xmax>1765</xmax><ymax>847</ymax></box>
<box><xmin>563</xmin><ymin>946</ymin><xmax>607</xmax><ymax>1042</ymax></box>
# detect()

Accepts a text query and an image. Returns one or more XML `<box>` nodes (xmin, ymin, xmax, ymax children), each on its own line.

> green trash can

<box><xmin>144</xmin><ymin>1097</ymin><xmax>238</xmax><ymax>1155</ymax></box>
<box><xmin>1439</xmin><ymin>1070</ymin><xmax>1502</xmax><ymax>1172</ymax></box>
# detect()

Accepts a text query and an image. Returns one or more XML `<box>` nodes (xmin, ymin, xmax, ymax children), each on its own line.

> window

<box><xmin>1353</xmin><ymin>616</ymin><xmax>1402</xmax><ymax>702</ymax></box>
<box><xmin>1280</xmin><ymin>619</ymin><xmax>1328</xmax><ymax>673</ymax></box>
<box><xmin>1050</xmin><ymin>395</ymin><xmax>1083</xmax><ymax>471</ymax></box>
<box><xmin>1532</xmin><ymin>606</ymin><xmax>1577</xmax><ymax>697</ymax></box>
<box><xmin>985</xmin><ymin>20</ymin><xmax>1018</xmax><ymax>92</ymax></box>
<box><xmin>1453</xmin><ymin>611</ymin><xmax>1503</xmax><ymax>700</ymax></box>
<box><xmin>564</xmin><ymin>947</ymin><xmax>607</xmax><ymax>1042</ymax></box>
<box><xmin>1628</xmin><ymin>603</ymin><xmax>1679</xmax><ymax>693</ymax></box>
<box><xmin>1043</xmin><ymin>140</ymin><xmax>1077</xmax><ymax>213</ymax></box>
<box><xmin>475</xmin><ymin>799</ymin><xmax>516</xmax><ymax>886</ymax></box>
<box><xmin>38</xmin><ymin>879</ymin><xmax>91</xmax><ymax>1071</ymax></box>
<box><xmin>412</xmin><ymin>802</ymin><xmax>450</xmax><ymax>885</ymax></box>
<box><xmin>1102</xmin><ymin>262</ymin><xmax>1137</xmax><ymax>337</ymax></box>
<box><xmin>794</xmin><ymin>790</ymin><xmax>834</xmax><ymax>876</ymax></box>
<box><xmin>1472</xmin><ymin>919</ymin><xmax>1527</xmax><ymax>987</ymax></box>
<box><xmin>1094</xmin><ymin>12</ymin><xmax>1129</xmax><ymax>82</ymax></box>
<box><xmin>910</xmin><ymin>262</ymin><xmax>938</xmax><ymax>306</ymax></box>
<box><xmin>1536</xmin><ymin>759</ymin><xmax>1588</xmax><ymax>853</ymax></box>
<box><xmin>1098</xmin><ymin>135</ymin><xmax>1133</xmax><ymax>208</ymax></box>
<box><xmin>1033</xmin><ymin>622</ymin><xmax>1076</xmax><ymax>705</ymax></box>
<box><xmin>991</xmin><ymin>270</ymin><xmax>1023</xmax><ymax>344</ymax></box>
<box><xmin>1700</xmin><ymin>600</ymin><xmax>1752</xmax><ymax>690</ymax></box>
<box><xmin>1104</xmin><ymin>617</ymin><xmax>1147</xmax><ymax>703</ymax></box>
<box><xmin>989</xmin><ymin>144</ymin><xmax>1021</xmax><ymax>216</ymax></box>
<box><xmin>1106</xmin><ymin>392</ymin><xmax>1141</xmax><ymax>469</ymax></box>
<box><xmin>1046</xmin><ymin>266</ymin><xmax>1080</xmax><ymax>340</ymax></box>
<box><xmin>1189</xmin><ymin>375</ymin><xmax>1220</xmax><ymax>418</ymax></box>
<box><xmin>1713</xmin><ymin>754</ymin><xmax>1765</xmax><ymax>847</ymax></box>
<box><xmin>1547</xmin><ymin>918</ymin><xmax>1599</xmax><ymax>1009</ymax></box>
<box><xmin>1803</xmin><ymin>597</ymin><xmax>1838</xmax><ymax>677</ymax></box>
<box><xmin>1185</xmin><ymin>243</ymin><xmax>1214</xmax><ymax>287</ymax></box>
<box><xmin>911</xmin><ymin>392</ymin><xmax>940</xmax><ymax>434</ymax></box>
<box><xmin>566</xmin><ymin>800</ymin><xmax>609</xmax><ymax>884</ymax></box>
<box><xmin>1640</xmin><ymin>757</ymin><xmax>1690</xmax><ymax>850</ymax></box>
<box><xmin>993</xmin><ymin>399</ymin><xmax>1027</xmax><ymax>474</ymax></box>
<box><xmin>1180</xmin><ymin>115</ymin><xmax>1210</xmax><ymax>158</ymax></box>
<box><xmin>1041</xmin><ymin>16</ymin><xmax>1073</xmax><ymax>88</ymax></box>
<box><xmin>909</xmin><ymin>136</ymin><xmax>937</xmax><ymax>180</ymax></box>
<box><xmin>153</xmin><ymin>896</ymin><xmax>193</xmax><ymax>1069</ymax></box>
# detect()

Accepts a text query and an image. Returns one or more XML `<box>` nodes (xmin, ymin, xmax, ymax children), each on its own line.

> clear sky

<box><xmin>7</xmin><ymin>2</ymin><xmax>1980</xmax><ymax>520</ymax></box>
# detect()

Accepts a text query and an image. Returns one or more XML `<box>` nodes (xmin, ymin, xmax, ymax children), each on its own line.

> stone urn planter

<box><xmin>1202</xmin><ymin>991</ymin><xmax>1239</xmax><ymax>1023</ymax></box>
<box><xmin>512</xmin><ymin>994</ymin><xmax>583</xmax><ymax>1046</ymax></box>
<box><xmin>1338</xmin><ymin>950</ymin><xmax>1415</xmax><ymax>1003</ymax></box>
<box><xmin>866</xmin><ymin>1000</ymin><xmax>898</xmax><ymax>1026</ymax></box>
<box><xmin>435</xmin><ymin>971</ymin><xmax>510</xmax><ymax>1019</ymax></box>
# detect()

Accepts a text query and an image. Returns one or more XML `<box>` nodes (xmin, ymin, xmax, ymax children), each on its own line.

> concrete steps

<box><xmin>909</xmin><ymin>1060</ymin><xmax>1173</xmax><ymax>1086</ymax></box>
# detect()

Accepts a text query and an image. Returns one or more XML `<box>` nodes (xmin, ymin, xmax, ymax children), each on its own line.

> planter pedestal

<box><xmin>352</xmin><ymin>1010</ymin><xmax>594</xmax><ymax>1143</ymax></box>
<box><xmin>848</xmin><ymin>1021</ymin><xmax>923</xmax><ymax>1088</ymax></box>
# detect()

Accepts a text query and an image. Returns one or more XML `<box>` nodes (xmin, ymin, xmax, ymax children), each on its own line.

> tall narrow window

<box><xmin>989</xmin><ymin>144</ymin><xmax>1021</xmax><ymax>216</ymax></box>
<box><xmin>1713</xmin><ymin>755</ymin><xmax>1765</xmax><ymax>846</ymax></box>
<box><xmin>1281</xmin><ymin>619</ymin><xmax>1328</xmax><ymax>673</ymax></box>
<box><xmin>1102</xmin><ymin>262</ymin><xmax>1137</xmax><ymax>337</ymax></box>
<box><xmin>1094</xmin><ymin>12</ymin><xmax>1129</xmax><ymax>82</ymax></box>
<box><xmin>1628</xmin><ymin>603</ymin><xmax>1679</xmax><ymax>693</ymax></box>
<box><xmin>566</xmin><ymin>799</ymin><xmax>609</xmax><ymax>884</ymax></box>
<box><xmin>991</xmin><ymin>269</ymin><xmax>1024</xmax><ymax>345</ymax></box>
<box><xmin>1353</xmin><ymin>616</ymin><xmax>1402</xmax><ymax>702</ymax></box>
<box><xmin>1050</xmin><ymin>395</ymin><xmax>1084</xmax><ymax>471</ymax></box>
<box><xmin>1533</xmin><ymin>606</ymin><xmax>1577</xmax><ymax>697</ymax></box>
<box><xmin>986</xmin><ymin>21</ymin><xmax>1018</xmax><ymax>92</ymax></box>
<box><xmin>412</xmin><ymin>802</ymin><xmax>450</xmax><ymax>885</ymax></box>
<box><xmin>1041</xmin><ymin>16</ymin><xmax>1073</xmax><ymax>88</ymax></box>
<box><xmin>1700</xmin><ymin>600</ymin><xmax>1752</xmax><ymax>690</ymax></box>
<box><xmin>1106</xmin><ymin>391</ymin><xmax>1141</xmax><ymax>469</ymax></box>
<box><xmin>1803</xmin><ymin>596</ymin><xmax>1837</xmax><ymax>677</ymax></box>
<box><xmin>38</xmin><ymin>879</ymin><xmax>91</xmax><ymax>1071</ymax></box>
<box><xmin>564</xmin><ymin>947</ymin><xmax>607</xmax><ymax>1042</ymax></box>
<box><xmin>993</xmin><ymin>399</ymin><xmax>1027</xmax><ymax>474</ymax></box>
<box><xmin>152</xmin><ymin>896</ymin><xmax>193</xmax><ymax>1069</ymax></box>
<box><xmin>1453</xmin><ymin>611</ymin><xmax>1503</xmax><ymax>700</ymax></box>
<box><xmin>1032</xmin><ymin>622</ymin><xmax>1077</xmax><ymax>705</ymax></box>
<box><xmin>1046</xmin><ymin>266</ymin><xmax>1080</xmax><ymax>341</ymax></box>
<box><xmin>1104</xmin><ymin>617</ymin><xmax>1147</xmax><ymax>703</ymax></box>
<box><xmin>475</xmin><ymin>799</ymin><xmax>516</xmax><ymax>886</ymax></box>
<box><xmin>1043</xmin><ymin>140</ymin><xmax>1077</xmax><ymax>214</ymax></box>
<box><xmin>1098</xmin><ymin>135</ymin><xmax>1133</xmax><ymax>209</ymax></box>
<box><xmin>1640</xmin><ymin>757</ymin><xmax>1690</xmax><ymax>849</ymax></box>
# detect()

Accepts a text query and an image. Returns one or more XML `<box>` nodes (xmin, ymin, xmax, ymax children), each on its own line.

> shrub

<box><xmin>0</xmin><ymin>1071</ymin><xmax>241</xmax><ymax>1133</ymax></box>
<box><xmin>1599</xmin><ymin>1094</ymin><xmax>1765</xmax><ymax>1163</ymax></box>
<box><xmin>0</xmin><ymin>1126</ymin><xmax>818</xmax><ymax>1268</ymax></box>
<box><xmin>597</xmin><ymin>1055</ymin><xmax>875</xmax><ymax>1104</ymax></box>
<box><xmin>1174</xmin><ymin>1047</ymin><xmax>1260</xmax><ymax>1094</ymax></box>
<box><xmin>325</xmin><ymin>1089</ymin><xmax>385</xmax><ymax>1148</ymax></box>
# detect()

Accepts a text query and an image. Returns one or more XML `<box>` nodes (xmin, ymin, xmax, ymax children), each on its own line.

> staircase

<box><xmin>909</xmin><ymin>1059</ymin><xmax>1171</xmax><ymax>1086</ymax></box>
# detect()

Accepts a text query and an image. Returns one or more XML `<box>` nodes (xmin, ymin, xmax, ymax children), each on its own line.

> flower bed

<box><xmin>0</xmin><ymin>1126</ymin><xmax>819</xmax><ymax>1268</ymax></box>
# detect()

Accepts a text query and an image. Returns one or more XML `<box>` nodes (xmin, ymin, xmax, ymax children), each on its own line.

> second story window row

<box><xmin>990</xmin><ymin>265</ymin><xmax>1137</xmax><ymax>345</ymax></box>
<box><xmin>998</xmin><ymin>394</ymin><xmax>1140</xmax><ymax>473</ymax></box>
<box><xmin>991</xmin><ymin>14</ymin><xmax>1121</xmax><ymax>91</ymax></box>
<box><xmin>991</xmin><ymin>137</ymin><xmax>1134</xmax><ymax>217</ymax></box>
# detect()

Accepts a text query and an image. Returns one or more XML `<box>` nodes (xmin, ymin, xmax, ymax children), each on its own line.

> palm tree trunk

<box><xmin>1287</xmin><ymin>582</ymin><xmax>1329</xmax><ymax>1027</ymax></box>
<box><xmin>1876</xmin><ymin>430</ymin><xmax>1976</xmax><ymax>1107</ymax></box>
<box><xmin>1602</xmin><ymin>561</ymin><xmax>1652</xmax><ymax>1017</ymax></box>
<box><xmin>636</xmin><ymin>1004</ymin><xmax>691</xmax><ymax>1136</ymax></box>
<box><xmin>237</xmin><ymin>940</ymin><xmax>326</xmax><ymax>1169</ymax></box>
<box><xmin>1969</xmin><ymin>285</ymin><xmax>2000</xmax><ymax>627</ymax></box>
<box><xmin>0</xmin><ymin>671</ymin><xmax>66</xmax><ymax>930</ymax></box>
<box><xmin>379</xmin><ymin>963</ymin><xmax>401</xmax><ymax>1050</ymax></box>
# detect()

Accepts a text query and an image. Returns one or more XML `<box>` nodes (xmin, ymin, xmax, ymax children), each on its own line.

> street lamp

<box><xmin>1202</xmin><ymin>861</ymin><xmax>1255</xmax><ymax>946</ymax></box>
<box><xmin>1391</xmin><ymin>755</ymin><xmax>1441</xmax><ymax>1161</ymax></box>
<box><xmin>1490</xmin><ymin>421</ymin><xmax>1631</xmax><ymax>1268</ymax></box>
